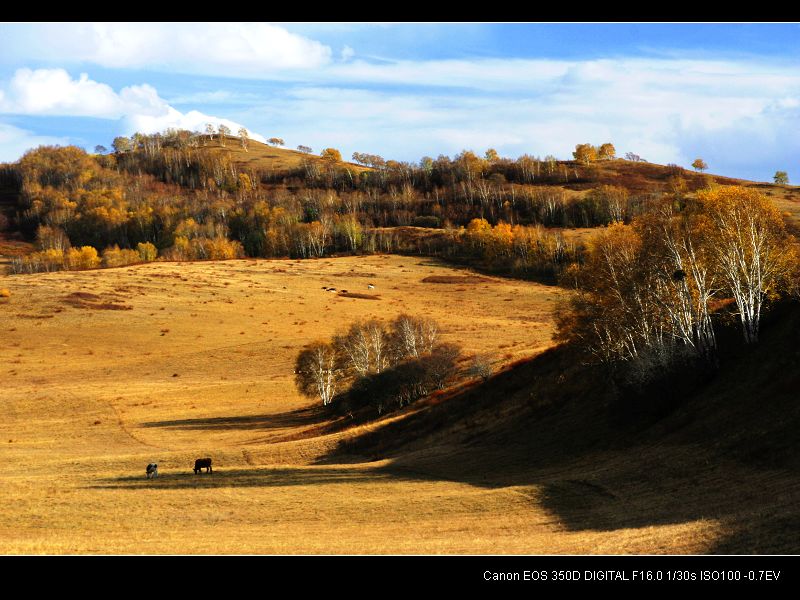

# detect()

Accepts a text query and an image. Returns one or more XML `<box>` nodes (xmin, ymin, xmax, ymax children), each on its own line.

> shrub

<box><xmin>469</xmin><ymin>354</ymin><xmax>493</xmax><ymax>381</ymax></box>
<box><xmin>102</xmin><ymin>245</ymin><xmax>140</xmax><ymax>268</ymax></box>
<box><xmin>64</xmin><ymin>246</ymin><xmax>100</xmax><ymax>270</ymax></box>
<box><xmin>136</xmin><ymin>241</ymin><xmax>158</xmax><ymax>262</ymax></box>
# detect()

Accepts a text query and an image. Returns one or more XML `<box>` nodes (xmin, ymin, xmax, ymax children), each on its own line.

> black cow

<box><xmin>146</xmin><ymin>463</ymin><xmax>158</xmax><ymax>479</ymax></box>
<box><xmin>194</xmin><ymin>457</ymin><xmax>213</xmax><ymax>474</ymax></box>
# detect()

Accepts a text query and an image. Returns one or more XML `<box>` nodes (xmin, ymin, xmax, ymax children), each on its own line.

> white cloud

<box><xmin>2</xmin><ymin>42</ymin><xmax>800</xmax><ymax>180</ymax></box>
<box><xmin>167</xmin><ymin>90</ymin><xmax>256</xmax><ymax>105</ymax></box>
<box><xmin>0</xmin><ymin>69</ymin><xmax>124</xmax><ymax>117</ymax></box>
<box><xmin>202</xmin><ymin>54</ymin><xmax>800</xmax><ymax>179</ymax></box>
<box><xmin>0</xmin><ymin>68</ymin><xmax>265</xmax><ymax>143</ymax></box>
<box><xmin>0</xmin><ymin>123</ymin><xmax>68</xmax><ymax>162</ymax></box>
<box><xmin>236</xmin><ymin>55</ymin><xmax>800</xmax><ymax>179</ymax></box>
<box><xmin>3</xmin><ymin>23</ymin><xmax>332</xmax><ymax>77</ymax></box>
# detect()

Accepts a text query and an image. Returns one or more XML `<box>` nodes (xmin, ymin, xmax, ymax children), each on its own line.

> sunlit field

<box><xmin>0</xmin><ymin>254</ymin><xmax>607</xmax><ymax>554</ymax></box>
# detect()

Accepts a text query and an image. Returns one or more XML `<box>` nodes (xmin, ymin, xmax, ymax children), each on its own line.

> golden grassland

<box><xmin>1</xmin><ymin>253</ymin><xmax>796</xmax><ymax>554</ymax></box>
<box><xmin>213</xmin><ymin>136</ymin><xmax>371</xmax><ymax>175</ymax></box>
<box><xmin>0</xmin><ymin>254</ymin><xmax>586</xmax><ymax>554</ymax></box>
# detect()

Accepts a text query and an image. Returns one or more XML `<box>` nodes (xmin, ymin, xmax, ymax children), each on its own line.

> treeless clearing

<box><xmin>0</xmin><ymin>254</ymin><xmax>576</xmax><ymax>554</ymax></box>
<box><xmin>213</xmin><ymin>136</ymin><xmax>371</xmax><ymax>175</ymax></box>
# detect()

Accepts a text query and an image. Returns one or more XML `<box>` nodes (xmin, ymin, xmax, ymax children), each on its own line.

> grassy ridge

<box><xmin>332</xmin><ymin>299</ymin><xmax>800</xmax><ymax>553</ymax></box>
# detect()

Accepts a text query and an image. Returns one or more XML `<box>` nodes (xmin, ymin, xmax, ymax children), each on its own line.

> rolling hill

<box><xmin>1</xmin><ymin>137</ymin><xmax>799</xmax><ymax>554</ymax></box>
<box><xmin>332</xmin><ymin>298</ymin><xmax>800</xmax><ymax>553</ymax></box>
<box><xmin>199</xmin><ymin>135</ymin><xmax>372</xmax><ymax>176</ymax></box>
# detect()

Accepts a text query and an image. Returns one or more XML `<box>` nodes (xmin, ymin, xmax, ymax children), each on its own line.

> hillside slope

<box><xmin>331</xmin><ymin>300</ymin><xmax>800</xmax><ymax>553</ymax></box>
<box><xmin>204</xmin><ymin>136</ymin><xmax>372</xmax><ymax>175</ymax></box>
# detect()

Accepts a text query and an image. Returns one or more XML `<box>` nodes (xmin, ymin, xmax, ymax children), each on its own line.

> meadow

<box><xmin>0</xmin><ymin>254</ymin><xmax>592</xmax><ymax>554</ymax></box>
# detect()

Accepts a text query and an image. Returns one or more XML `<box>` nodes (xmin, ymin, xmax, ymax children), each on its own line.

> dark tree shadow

<box><xmin>141</xmin><ymin>406</ymin><xmax>322</xmax><ymax>431</ymax></box>
<box><xmin>317</xmin><ymin>301</ymin><xmax>800</xmax><ymax>554</ymax></box>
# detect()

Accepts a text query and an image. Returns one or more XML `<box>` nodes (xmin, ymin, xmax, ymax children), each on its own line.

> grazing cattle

<box><xmin>368</xmin><ymin>284</ymin><xmax>375</xmax><ymax>289</ymax></box>
<box><xmin>340</xmin><ymin>290</ymin><xmax>348</xmax><ymax>294</ymax></box>
<box><xmin>146</xmin><ymin>463</ymin><xmax>158</xmax><ymax>479</ymax></box>
<box><xmin>328</xmin><ymin>288</ymin><xmax>336</xmax><ymax>292</ymax></box>
<box><xmin>194</xmin><ymin>457</ymin><xmax>213</xmax><ymax>474</ymax></box>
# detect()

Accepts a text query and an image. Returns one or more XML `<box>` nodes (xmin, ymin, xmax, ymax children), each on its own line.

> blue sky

<box><xmin>1</xmin><ymin>23</ymin><xmax>800</xmax><ymax>182</ymax></box>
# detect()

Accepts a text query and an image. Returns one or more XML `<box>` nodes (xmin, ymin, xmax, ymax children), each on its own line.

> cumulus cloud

<box><xmin>0</xmin><ymin>69</ymin><xmax>125</xmax><ymax>117</ymax></box>
<box><xmin>1</xmin><ymin>23</ymin><xmax>332</xmax><ymax>77</ymax></box>
<box><xmin>0</xmin><ymin>68</ymin><xmax>265</xmax><ymax>142</ymax></box>
<box><xmin>226</xmin><ymin>56</ymin><xmax>800</xmax><ymax>179</ymax></box>
<box><xmin>2</xmin><ymin>44</ymin><xmax>799</xmax><ymax>180</ymax></box>
<box><xmin>231</xmin><ymin>54</ymin><xmax>800</xmax><ymax>181</ymax></box>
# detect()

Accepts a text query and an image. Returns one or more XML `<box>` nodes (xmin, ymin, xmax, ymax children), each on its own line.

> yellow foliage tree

<box><xmin>697</xmin><ymin>185</ymin><xmax>792</xmax><ymax>342</ymax></box>
<box><xmin>136</xmin><ymin>242</ymin><xmax>158</xmax><ymax>262</ymax></box>
<box><xmin>573</xmin><ymin>143</ymin><xmax>598</xmax><ymax>165</ymax></box>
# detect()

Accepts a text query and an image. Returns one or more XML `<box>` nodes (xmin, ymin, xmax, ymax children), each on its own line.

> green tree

<box><xmin>692</xmin><ymin>158</ymin><xmax>708</xmax><ymax>172</ymax></box>
<box><xmin>112</xmin><ymin>137</ymin><xmax>132</xmax><ymax>153</ymax></box>
<box><xmin>774</xmin><ymin>171</ymin><xmax>789</xmax><ymax>185</ymax></box>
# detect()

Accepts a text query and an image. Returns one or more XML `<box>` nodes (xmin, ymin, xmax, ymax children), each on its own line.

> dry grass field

<box><xmin>211</xmin><ymin>136</ymin><xmax>371</xmax><ymax>175</ymax></box>
<box><xmin>1</xmin><ymin>254</ymin><xmax>580</xmax><ymax>554</ymax></box>
<box><xmin>1</xmin><ymin>252</ymin><xmax>798</xmax><ymax>555</ymax></box>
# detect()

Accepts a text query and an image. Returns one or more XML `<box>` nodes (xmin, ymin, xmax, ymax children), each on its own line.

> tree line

<box><xmin>555</xmin><ymin>185</ymin><xmax>800</xmax><ymax>385</ymax></box>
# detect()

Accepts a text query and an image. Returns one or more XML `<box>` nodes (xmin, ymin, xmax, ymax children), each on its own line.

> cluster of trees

<box><xmin>10</xmin><ymin>241</ymin><xmax>157</xmax><ymax>274</ymax></box>
<box><xmin>572</xmin><ymin>143</ymin><xmax>616</xmax><ymax>165</ymax></box>
<box><xmin>102</xmin><ymin>131</ymin><xmax>707</xmax><ymax>233</ymax></box>
<box><xmin>5</xmin><ymin>138</ymin><xmax>724</xmax><ymax>279</ymax></box>
<box><xmin>13</xmin><ymin>134</ymin><xmax>791</xmax><ymax>287</ymax></box>
<box><xmin>458</xmin><ymin>218</ymin><xmax>580</xmax><ymax>278</ymax></box>
<box><xmin>294</xmin><ymin>315</ymin><xmax>462</xmax><ymax>415</ymax></box>
<box><xmin>556</xmin><ymin>185</ymin><xmax>799</xmax><ymax>382</ymax></box>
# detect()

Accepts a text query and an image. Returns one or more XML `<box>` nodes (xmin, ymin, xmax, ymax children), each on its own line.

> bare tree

<box><xmin>217</xmin><ymin>124</ymin><xmax>231</xmax><ymax>146</ymax></box>
<box><xmin>295</xmin><ymin>341</ymin><xmax>340</xmax><ymax>405</ymax></box>
<box><xmin>391</xmin><ymin>315</ymin><xmax>439</xmax><ymax>359</ymax></box>
<box><xmin>469</xmin><ymin>354</ymin><xmax>493</xmax><ymax>381</ymax></box>
<box><xmin>238</xmin><ymin>127</ymin><xmax>249</xmax><ymax>152</ymax></box>
<box><xmin>699</xmin><ymin>186</ymin><xmax>792</xmax><ymax>343</ymax></box>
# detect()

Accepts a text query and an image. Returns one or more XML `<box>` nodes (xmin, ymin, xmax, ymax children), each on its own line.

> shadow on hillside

<box><xmin>317</xmin><ymin>301</ymin><xmax>800</xmax><ymax>553</ymax></box>
<box><xmin>365</xmin><ymin>426</ymin><xmax>800</xmax><ymax>553</ymax></box>
<box><xmin>141</xmin><ymin>406</ymin><xmax>322</xmax><ymax>431</ymax></box>
<box><xmin>88</xmin><ymin>466</ymin><xmax>409</xmax><ymax>490</ymax></box>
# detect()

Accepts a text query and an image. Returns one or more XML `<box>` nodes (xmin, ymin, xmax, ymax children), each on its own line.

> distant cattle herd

<box><xmin>321</xmin><ymin>283</ymin><xmax>375</xmax><ymax>294</ymax></box>
<box><xmin>145</xmin><ymin>458</ymin><xmax>213</xmax><ymax>478</ymax></box>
